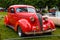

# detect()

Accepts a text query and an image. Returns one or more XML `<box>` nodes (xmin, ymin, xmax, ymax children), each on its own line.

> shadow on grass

<box><xmin>55</xmin><ymin>25</ymin><xmax>60</xmax><ymax>28</ymax></box>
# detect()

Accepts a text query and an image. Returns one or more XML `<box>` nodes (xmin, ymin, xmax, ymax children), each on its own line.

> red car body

<box><xmin>4</xmin><ymin>5</ymin><xmax>56</xmax><ymax>37</ymax></box>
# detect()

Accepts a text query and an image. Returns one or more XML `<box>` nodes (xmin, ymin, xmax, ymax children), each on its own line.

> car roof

<box><xmin>9</xmin><ymin>5</ymin><xmax>35</xmax><ymax>8</ymax></box>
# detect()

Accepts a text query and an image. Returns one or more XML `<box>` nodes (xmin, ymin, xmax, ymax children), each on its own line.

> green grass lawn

<box><xmin>0</xmin><ymin>12</ymin><xmax>60</xmax><ymax>40</ymax></box>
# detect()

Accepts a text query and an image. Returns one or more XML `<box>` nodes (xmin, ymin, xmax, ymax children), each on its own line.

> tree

<box><xmin>0</xmin><ymin>0</ymin><xmax>59</xmax><ymax>9</ymax></box>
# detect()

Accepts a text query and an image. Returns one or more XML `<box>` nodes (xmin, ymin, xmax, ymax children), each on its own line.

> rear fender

<box><xmin>4</xmin><ymin>15</ymin><xmax>9</xmax><ymax>25</ymax></box>
<box><xmin>14</xmin><ymin>19</ymin><xmax>31</xmax><ymax>32</ymax></box>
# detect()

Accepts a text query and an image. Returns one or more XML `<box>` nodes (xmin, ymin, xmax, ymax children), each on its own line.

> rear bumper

<box><xmin>25</xmin><ymin>29</ymin><xmax>56</xmax><ymax>35</ymax></box>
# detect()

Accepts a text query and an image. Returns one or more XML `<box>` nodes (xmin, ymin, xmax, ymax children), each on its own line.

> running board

<box><xmin>7</xmin><ymin>25</ymin><xmax>14</xmax><ymax>29</ymax></box>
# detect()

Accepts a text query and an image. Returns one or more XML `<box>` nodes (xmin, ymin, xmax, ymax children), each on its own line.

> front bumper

<box><xmin>25</xmin><ymin>29</ymin><xmax>56</xmax><ymax>35</ymax></box>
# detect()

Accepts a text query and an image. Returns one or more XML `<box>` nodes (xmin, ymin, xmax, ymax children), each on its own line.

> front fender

<box><xmin>49</xmin><ymin>19</ymin><xmax>55</xmax><ymax>29</ymax></box>
<box><xmin>14</xmin><ymin>19</ymin><xmax>31</xmax><ymax>32</ymax></box>
<box><xmin>43</xmin><ymin>19</ymin><xmax>55</xmax><ymax>31</ymax></box>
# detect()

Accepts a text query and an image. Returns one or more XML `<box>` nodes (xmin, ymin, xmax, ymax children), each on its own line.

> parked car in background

<box><xmin>0</xmin><ymin>7</ymin><xmax>4</xmax><ymax>12</ymax></box>
<box><xmin>4</xmin><ymin>8</ymin><xmax>8</xmax><ymax>12</ymax></box>
<box><xmin>43</xmin><ymin>11</ymin><xmax>60</xmax><ymax>26</ymax></box>
<box><xmin>4</xmin><ymin>5</ymin><xmax>56</xmax><ymax>37</ymax></box>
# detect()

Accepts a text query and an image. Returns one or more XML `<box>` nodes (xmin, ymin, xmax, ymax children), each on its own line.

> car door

<box><xmin>56</xmin><ymin>11</ymin><xmax>60</xmax><ymax>25</ymax></box>
<box><xmin>8</xmin><ymin>8</ymin><xmax>17</xmax><ymax>26</ymax></box>
<box><xmin>57</xmin><ymin>17</ymin><xmax>60</xmax><ymax>25</ymax></box>
<box><xmin>47</xmin><ymin>13</ymin><xmax>58</xmax><ymax>25</ymax></box>
<box><xmin>49</xmin><ymin>16</ymin><xmax>58</xmax><ymax>25</ymax></box>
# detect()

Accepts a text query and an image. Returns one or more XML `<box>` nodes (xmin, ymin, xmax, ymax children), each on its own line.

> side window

<box><xmin>10</xmin><ymin>8</ymin><xmax>15</xmax><ymax>13</ymax></box>
<box><xmin>16</xmin><ymin>8</ymin><xmax>27</xmax><ymax>12</ymax></box>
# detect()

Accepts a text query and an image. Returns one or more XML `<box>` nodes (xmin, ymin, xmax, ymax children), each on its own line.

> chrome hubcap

<box><xmin>18</xmin><ymin>32</ymin><xmax>21</xmax><ymax>36</ymax></box>
<box><xmin>18</xmin><ymin>28</ymin><xmax>21</xmax><ymax>36</ymax></box>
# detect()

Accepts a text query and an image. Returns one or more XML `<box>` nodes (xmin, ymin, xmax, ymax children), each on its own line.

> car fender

<box><xmin>4</xmin><ymin>15</ymin><xmax>9</xmax><ymax>25</ymax></box>
<box><xmin>48</xmin><ymin>19</ymin><xmax>55</xmax><ymax>29</ymax></box>
<box><xmin>14</xmin><ymin>19</ymin><xmax>31</xmax><ymax>32</ymax></box>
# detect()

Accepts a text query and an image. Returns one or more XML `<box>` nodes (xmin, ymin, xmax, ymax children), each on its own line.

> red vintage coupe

<box><xmin>4</xmin><ymin>5</ymin><xmax>56</xmax><ymax>37</ymax></box>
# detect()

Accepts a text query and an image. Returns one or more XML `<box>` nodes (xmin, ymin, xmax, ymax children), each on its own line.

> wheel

<box><xmin>18</xmin><ymin>27</ymin><xmax>26</xmax><ymax>37</ymax></box>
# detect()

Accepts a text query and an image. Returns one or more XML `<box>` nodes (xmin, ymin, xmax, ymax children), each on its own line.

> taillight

<box><xmin>30</xmin><ymin>16</ymin><xmax>35</xmax><ymax>22</ymax></box>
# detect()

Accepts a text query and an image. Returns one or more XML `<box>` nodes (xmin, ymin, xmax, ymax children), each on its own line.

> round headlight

<box><xmin>44</xmin><ymin>17</ymin><xmax>48</xmax><ymax>21</ymax></box>
<box><xmin>30</xmin><ymin>17</ymin><xmax>35</xmax><ymax>22</ymax></box>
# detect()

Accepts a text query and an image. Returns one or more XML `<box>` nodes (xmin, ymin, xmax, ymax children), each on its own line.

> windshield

<box><xmin>16</xmin><ymin>7</ymin><xmax>35</xmax><ymax>13</ymax></box>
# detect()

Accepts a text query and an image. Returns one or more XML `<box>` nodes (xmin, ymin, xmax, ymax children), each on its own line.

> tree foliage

<box><xmin>0</xmin><ymin>0</ymin><xmax>60</xmax><ymax>9</ymax></box>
